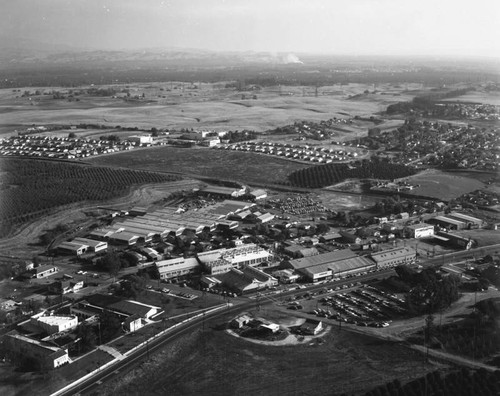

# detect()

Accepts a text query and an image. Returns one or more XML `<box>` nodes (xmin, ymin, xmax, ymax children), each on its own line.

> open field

<box><xmin>402</xmin><ymin>169</ymin><xmax>485</xmax><ymax>200</ymax></box>
<box><xmin>0</xmin><ymin>348</ymin><xmax>113</xmax><ymax>396</ymax></box>
<box><xmin>441</xmin><ymin>90</ymin><xmax>500</xmax><ymax>106</ymax></box>
<box><xmin>99</xmin><ymin>309</ymin><xmax>440</xmax><ymax>396</ymax></box>
<box><xmin>87</xmin><ymin>146</ymin><xmax>308</xmax><ymax>185</ymax></box>
<box><xmin>0</xmin><ymin>82</ymin><xmax>417</xmax><ymax>137</ymax></box>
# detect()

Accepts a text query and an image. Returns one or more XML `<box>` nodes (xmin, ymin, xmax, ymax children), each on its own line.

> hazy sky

<box><xmin>2</xmin><ymin>0</ymin><xmax>500</xmax><ymax>57</ymax></box>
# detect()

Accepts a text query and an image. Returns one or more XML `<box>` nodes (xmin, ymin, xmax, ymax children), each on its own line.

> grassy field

<box><xmin>98</xmin><ymin>312</ymin><xmax>439</xmax><ymax>396</ymax></box>
<box><xmin>0</xmin><ymin>82</ymin><xmax>416</xmax><ymax>137</ymax></box>
<box><xmin>87</xmin><ymin>146</ymin><xmax>308</xmax><ymax>185</ymax></box>
<box><xmin>403</xmin><ymin>169</ymin><xmax>485</xmax><ymax>200</ymax></box>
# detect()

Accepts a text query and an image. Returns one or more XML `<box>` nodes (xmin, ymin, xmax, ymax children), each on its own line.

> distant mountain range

<box><xmin>0</xmin><ymin>37</ymin><xmax>306</xmax><ymax>66</ymax></box>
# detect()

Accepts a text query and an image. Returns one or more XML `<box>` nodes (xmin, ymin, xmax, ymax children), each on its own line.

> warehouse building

<box><xmin>370</xmin><ymin>247</ymin><xmax>416</xmax><ymax>269</ymax></box>
<box><xmin>445</xmin><ymin>212</ymin><xmax>484</xmax><ymax>229</ymax></box>
<box><xmin>57</xmin><ymin>241</ymin><xmax>88</xmax><ymax>256</ymax></box>
<box><xmin>156</xmin><ymin>257</ymin><xmax>200</xmax><ymax>281</ymax></box>
<box><xmin>428</xmin><ymin>216</ymin><xmax>466</xmax><ymax>230</ymax></box>
<box><xmin>285</xmin><ymin>249</ymin><xmax>375</xmax><ymax>283</ymax></box>
<box><xmin>72</xmin><ymin>237</ymin><xmax>108</xmax><ymax>253</ymax></box>
<box><xmin>200</xmin><ymin>244</ymin><xmax>273</xmax><ymax>275</ymax></box>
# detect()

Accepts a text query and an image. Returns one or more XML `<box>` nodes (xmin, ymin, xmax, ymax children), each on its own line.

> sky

<box><xmin>2</xmin><ymin>0</ymin><xmax>500</xmax><ymax>57</ymax></box>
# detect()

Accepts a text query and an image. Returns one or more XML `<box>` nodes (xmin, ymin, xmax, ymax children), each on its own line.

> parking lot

<box><xmin>283</xmin><ymin>284</ymin><xmax>408</xmax><ymax>328</ymax></box>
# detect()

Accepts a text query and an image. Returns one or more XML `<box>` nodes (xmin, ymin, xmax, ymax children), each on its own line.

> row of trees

<box><xmin>364</xmin><ymin>368</ymin><xmax>500</xmax><ymax>396</ymax></box>
<box><xmin>0</xmin><ymin>158</ymin><xmax>181</xmax><ymax>237</ymax></box>
<box><xmin>288</xmin><ymin>158</ymin><xmax>417</xmax><ymax>188</ymax></box>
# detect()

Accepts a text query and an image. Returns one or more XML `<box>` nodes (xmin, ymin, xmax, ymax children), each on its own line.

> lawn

<box><xmin>98</xmin><ymin>310</ymin><xmax>440</xmax><ymax>396</ymax></box>
<box><xmin>87</xmin><ymin>145</ymin><xmax>308</xmax><ymax>185</ymax></box>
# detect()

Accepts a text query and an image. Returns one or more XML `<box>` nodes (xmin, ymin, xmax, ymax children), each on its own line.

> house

<box><xmin>230</xmin><ymin>313</ymin><xmax>252</xmax><ymax>329</ymax></box>
<box><xmin>250</xmin><ymin>189</ymin><xmax>267</xmax><ymax>200</ymax></box>
<box><xmin>319</xmin><ymin>231</ymin><xmax>342</xmax><ymax>243</ymax></box>
<box><xmin>300</xmin><ymin>319</ymin><xmax>323</xmax><ymax>335</ymax></box>
<box><xmin>33</xmin><ymin>265</ymin><xmax>58</xmax><ymax>279</ymax></box>
<box><xmin>339</xmin><ymin>230</ymin><xmax>361</xmax><ymax>244</ymax></box>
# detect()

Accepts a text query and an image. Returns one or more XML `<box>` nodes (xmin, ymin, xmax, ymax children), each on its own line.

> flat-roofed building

<box><xmin>370</xmin><ymin>247</ymin><xmax>416</xmax><ymax>269</ymax></box>
<box><xmin>404</xmin><ymin>223</ymin><xmax>434</xmax><ymax>239</ymax></box>
<box><xmin>200</xmin><ymin>244</ymin><xmax>273</xmax><ymax>275</ymax></box>
<box><xmin>33</xmin><ymin>265</ymin><xmax>58</xmax><ymax>279</ymax></box>
<box><xmin>72</xmin><ymin>237</ymin><xmax>108</xmax><ymax>253</ymax></box>
<box><xmin>286</xmin><ymin>249</ymin><xmax>374</xmax><ymax>282</ymax></box>
<box><xmin>31</xmin><ymin>312</ymin><xmax>78</xmax><ymax>335</ymax></box>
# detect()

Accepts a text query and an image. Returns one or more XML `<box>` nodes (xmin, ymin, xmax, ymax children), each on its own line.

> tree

<box><xmin>99</xmin><ymin>310</ymin><xmax>122</xmax><ymax>342</ymax></box>
<box><xmin>77</xmin><ymin>322</ymin><xmax>97</xmax><ymax>351</ymax></box>
<box><xmin>98</xmin><ymin>252</ymin><xmax>122</xmax><ymax>277</ymax></box>
<box><xmin>68</xmin><ymin>132</ymin><xmax>76</xmax><ymax>139</ymax></box>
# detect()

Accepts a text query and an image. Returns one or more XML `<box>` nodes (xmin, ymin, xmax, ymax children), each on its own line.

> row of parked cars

<box><xmin>305</xmin><ymin>285</ymin><xmax>407</xmax><ymax>327</ymax></box>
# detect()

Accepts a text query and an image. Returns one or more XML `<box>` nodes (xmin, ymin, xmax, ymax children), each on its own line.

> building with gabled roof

<box><xmin>72</xmin><ymin>237</ymin><xmax>108</xmax><ymax>253</ymax></box>
<box><xmin>219</xmin><ymin>266</ymin><xmax>277</xmax><ymax>294</ymax></box>
<box><xmin>5</xmin><ymin>333</ymin><xmax>70</xmax><ymax>370</ymax></box>
<box><xmin>57</xmin><ymin>241</ymin><xmax>89</xmax><ymax>256</ymax></box>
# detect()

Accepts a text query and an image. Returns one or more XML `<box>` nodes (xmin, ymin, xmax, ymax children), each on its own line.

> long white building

<box><xmin>156</xmin><ymin>243</ymin><xmax>273</xmax><ymax>280</ymax></box>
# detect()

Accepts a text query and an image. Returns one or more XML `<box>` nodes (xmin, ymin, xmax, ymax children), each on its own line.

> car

<box><xmin>146</xmin><ymin>285</ymin><xmax>153</xmax><ymax>289</ymax></box>
<box><xmin>161</xmin><ymin>288</ymin><xmax>170</xmax><ymax>293</ymax></box>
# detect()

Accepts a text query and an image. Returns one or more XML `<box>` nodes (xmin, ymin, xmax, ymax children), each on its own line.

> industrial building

<box><xmin>72</xmin><ymin>237</ymin><xmax>108</xmax><ymax>253</ymax></box>
<box><xmin>285</xmin><ymin>249</ymin><xmax>375</xmax><ymax>283</ymax></box>
<box><xmin>370</xmin><ymin>247</ymin><xmax>416</xmax><ymax>269</ymax></box>
<box><xmin>445</xmin><ymin>212</ymin><xmax>483</xmax><ymax>229</ymax></box>
<box><xmin>156</xmin><ymin>243</ymin><xmax>273</xmax><ymax>280</ymax></box>
<box><xmin>436</xmin><ymin>231</ymin><xmax>475</xmax><ymax>250</ymax></box>
<box><xmin>428</xmin><ymin>216</ymin><xmax>466</xmax><ymax>230</ymax></box>
<box><xmin>57</xmin><ymin>241</ymin><xmax>89</xmax><ymax>256</ymax></box>
<box><xmin>156</xmin><ymin>257</ymin><xmax>200</xmax><ymax>281</ymax></box>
